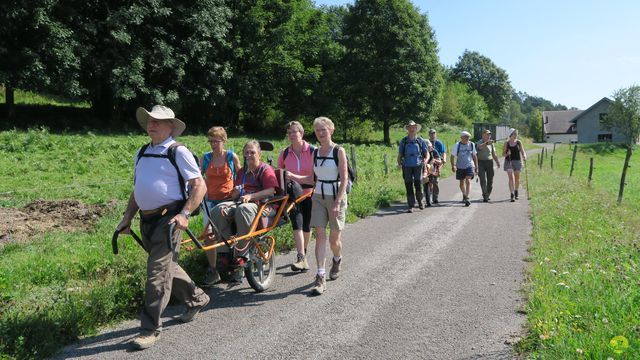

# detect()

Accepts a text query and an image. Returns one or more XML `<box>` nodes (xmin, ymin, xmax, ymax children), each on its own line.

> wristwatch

<box><xmin>179</xmin><ymin>209</ymin><xmax>191</xmax><ymax>219</ymax></box>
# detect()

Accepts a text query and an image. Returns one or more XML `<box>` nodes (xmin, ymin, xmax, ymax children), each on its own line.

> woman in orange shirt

<box><xmin>201</xmin><ymin>126</ymin><xmax>241</xmax><ymax>285</ymax></box>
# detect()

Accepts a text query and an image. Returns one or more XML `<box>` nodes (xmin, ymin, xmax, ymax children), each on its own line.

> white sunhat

<box><xmin>136</xmin><ymin>105</ymin><xmax>186</xmax><ymax>137</ymax></box>
<box><xmin>460</xmin><ymin>131</ymin><xmax>471</xmax><ymax>138</ymax></box>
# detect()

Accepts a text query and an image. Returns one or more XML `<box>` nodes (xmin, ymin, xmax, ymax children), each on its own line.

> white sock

<box><xmin>333</xmin><ymin>256</ymin><xmax>342</xmax><ymax>262</ymax></box>
<box><xmin>317</xmin><ymin>268</ymin><xmax>325</xmax><ymax>277</ymax></box>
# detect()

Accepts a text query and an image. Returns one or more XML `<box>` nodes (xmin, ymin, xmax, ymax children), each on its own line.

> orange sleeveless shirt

<box><xmin>205</xmin><ymin>153</ymin><xmax>234</xmax><ymax>201</ymax></box>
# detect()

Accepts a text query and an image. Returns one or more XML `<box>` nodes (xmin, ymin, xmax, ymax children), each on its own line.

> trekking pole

<box><xmin>524</xmin><ymin>159</ymin><xmax>530</xmax><ymax>200</ymax></box>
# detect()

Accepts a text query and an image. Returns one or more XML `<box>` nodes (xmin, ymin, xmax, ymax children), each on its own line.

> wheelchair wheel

<box><xmin>245</xmin><ymin>235</ymin><xmax>276</xmax><ymax>292</ymax></box>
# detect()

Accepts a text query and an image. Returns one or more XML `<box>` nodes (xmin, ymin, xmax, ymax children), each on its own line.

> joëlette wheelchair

<box><xmin>112</xmin><ymin>141</ymin><xmax>311</xmax><ymax>292</ymax></box>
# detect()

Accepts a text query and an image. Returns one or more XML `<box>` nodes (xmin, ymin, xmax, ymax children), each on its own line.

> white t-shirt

<box><xmin>134</xmin><ymin>137</ymin><xmax>201</xmax><ymax>210</ymax></box>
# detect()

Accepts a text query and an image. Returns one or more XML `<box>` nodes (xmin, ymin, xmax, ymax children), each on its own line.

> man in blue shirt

<box><xmin>397</xmin><ymin>121</ymin><xmax>431</xmax><ymax>212</ymax></box>
<box><xmin>451</xmin><ymin>131</ymin><xmax>478</xmax><ymax>207</ymax></box>
<box><xmin>428</xmin><ymin>129</ymin><xmax>446</xmax><ymax>204</ymax></box>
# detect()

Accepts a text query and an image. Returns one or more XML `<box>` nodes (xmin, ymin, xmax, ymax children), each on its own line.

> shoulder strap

<box><xmin>135</xmin><ymin>143</ymin><xmax>151</xmax><ymax>166</ymax></box>
<box><xmin>167</xmin><ymin>143</ymin><xmax>187</xmax><ymax>201</ymax></box>
<box><xmin>283</xmin><ymin>147</ymin><xmax>290</xmax><ymax>162</ymax></box>
<box><xmin>202</xmin><ymin>152</ymin><xmax>212</xmax><ymax>171</ymax></box>
<box><xmin>226</xmin><ymin>150</ymin><xmax>235</xmax><ymax>177</ymax></box>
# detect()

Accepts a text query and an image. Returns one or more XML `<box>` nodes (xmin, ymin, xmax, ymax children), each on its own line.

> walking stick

<box><xmin>524</xmin><ymin>158</ymin><xmax>530</xmax><ymax>200</ymax></box>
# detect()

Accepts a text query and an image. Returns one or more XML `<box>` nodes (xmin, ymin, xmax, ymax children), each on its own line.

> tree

<box><xmin>602</xmin><ymin>85</ymin><xmax>640</xmax><ymax>204</ymax></box>
<box><xmin>437</xmin><ymin>80</ymin><xmax>488</xmax><ymax>128</ymax></box>
<box><xmin>529</xmin><ymin>108</ymin><xmax>543</xmax><ymax>142</ymax></box>
<box><xmin>0</xmin><ymin>0</ymin><xmax>81</xmax><ymax>118</ymax></box>
<box><xmin>450</xmin><ymin>50</ymin><xmax>511</xmax><ymax>120</ymax></box>
<box><xmin>342</xmin><ymin>0</ymin><xmax>442</xmax><ymax>145</ymax></box>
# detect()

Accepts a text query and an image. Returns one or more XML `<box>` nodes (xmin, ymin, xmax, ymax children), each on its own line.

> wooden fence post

<box><xmin>550</xmin><ymin>155</ymin><xmax>554</xmax><ymax>170</ymax></box>
<box><xmin>539</xmin><ymin>149</ymin><xmax>544</xmax><ymax>169</ymax></box>
<box><xmin>569</xmin><ymin>144</ymin><xmax>578</xmax><ymax>177</ymax></box>
<box><xmin>537</xmin><ymin>153</ymin><xmax>540</xmax><ymax>166</ymax></box>
<box><xmin>553</xmin><ymin>142</ymin><xmax>557</xmax><ymax>153</ymax></box>
<box><xmin>618</xmin><ymin>146</ymin><xmax>633</xmax><ymax>204</ymax></box>
<box><xmin>383</xmin><ymin>153</ymin><xmax>389</xmax><ymax>175</ymax></box>
<box><xmin>350</xmin><ymin>145</ymin><xmax>358</xmax><ymax>182</ymax></box>
<box><xmin>588</xmin><ymin>157</ymin><xmax>594</xmax><ymax>185</ymax></box>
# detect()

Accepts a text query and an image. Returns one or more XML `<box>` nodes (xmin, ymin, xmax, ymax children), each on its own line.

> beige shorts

<box><xmin>310</xmin><ymin>194</ymin><xmax>347</xmax><ymax>231</ymax></box>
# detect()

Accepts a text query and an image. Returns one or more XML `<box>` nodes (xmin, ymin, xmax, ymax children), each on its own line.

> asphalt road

<box><xmin>56</xmin><ymin>162</ymin><xmax>531</xmax><ymax>360</ymax></box>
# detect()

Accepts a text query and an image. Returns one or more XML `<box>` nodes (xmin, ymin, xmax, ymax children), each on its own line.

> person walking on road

<box><xmin>309</xmin><ymin>117</ymin><xmax>349</xmax><ymax>295</ymax></box>
<box><xmin>278</xmin><ymin>121</ymin><xmax>315</xmax><ymax>272</ymax></box>
<box><xmin>397</xmin><ymin>121</ymin><xmax>431</xmax><ymax>212</ymax></box>
<box><xmin>422</xmin><ymin>143</ymin><xmax>442</xmax><ymax>207</ymax></box>
<box><xmin>451</xmin><ymin>131</ymin><xmax>478</xmax><ymax>207</ymax></box>
<box><xmin>115</xmin><ymin>105</ymin><xmax>210</xmax><ymax>350</ymax></box>
<box><xmin>502</xmin><ymin>128</ymin><xmax>527</xmax><ymax>202</ymax></box>
<box><xmin>428</xmin><ymin>129</ymin><xmax>446</xmax><ymax>204</ymax></box>
<box><xmin>476</xmin><ymin>129</ymin><xmax>500</xmax><ymax>202</ymax></box>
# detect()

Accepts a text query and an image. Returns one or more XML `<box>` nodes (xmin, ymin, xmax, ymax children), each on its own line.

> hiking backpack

<box><xmin>312</xmin><ymin>145</ymin><xmax>356</xmax><ymax>196</ymax></box>
<box><xmin>135</xmin><ymin>142</ymin><xmax>201</xmax><ymax>215</ymax></box>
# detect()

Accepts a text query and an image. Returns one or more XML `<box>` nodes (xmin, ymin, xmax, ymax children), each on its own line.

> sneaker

<box><xmin>202</xmin><ymin>268</ymin><xmax>221</xmax><ymax>286</ymax></box>
<box><xmin>180</xmin><ymin>295</ymin><xmax>210</xmax><ymax>323</ymax></box>
<box><xmin>510</xmin><ymin>193</ymin><xmax>515</xmax><ymax>202</ymax></box>
<box><xmin>132</xmin><ymin>331</ymin><xmax>160</xmax><ymax>350</ymax></box>
<box><xmin>514</xmin><ymin>190</ymin><xmax>519</xmax><ymax>200</ymax></box>
<box><xmin>291</xmin><ymin>253</ymin><xmax>309</xmax><ymax>272</ymax></box>
<box><xmin>329</xmin><ymin>257</ymin><xmax>342</xmax><ymax>280</ymax></box>
<box><xmin>464</xmin><ymin>199</ymin><xmax>471</xmax><ymax>207</ymax></box>
<box><xmin>311</xmin><ymin>274</ymin><xmax>326</xmax><ymax>295</ymax></box>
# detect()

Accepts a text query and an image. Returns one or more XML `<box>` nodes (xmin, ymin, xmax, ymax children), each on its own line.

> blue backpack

<box><xmin>202</xmin><ymin>150</ymin><xmax>236</xmax><ymax>178</ymax></box>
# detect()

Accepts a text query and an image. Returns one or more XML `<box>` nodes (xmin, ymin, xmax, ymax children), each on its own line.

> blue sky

<box><xmin>315</xmin><ymin>0</ymin><xmax>640</xmax><ymax>109</ymax></box>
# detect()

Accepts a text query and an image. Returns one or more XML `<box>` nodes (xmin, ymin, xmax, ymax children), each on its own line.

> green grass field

<box><xmin>520</xmin><ymin>143</ymin><xmax>640</xmax><ymax>359</ymax></box>
<box><xmin>0</xmin><ymin>87</ymin><xmax>89</xmax><ymax>108</ymax></box>
<box><xmin>0</xmin><ymin>126</ymin><xmax>461</xmax><ymax>359</ymax></box>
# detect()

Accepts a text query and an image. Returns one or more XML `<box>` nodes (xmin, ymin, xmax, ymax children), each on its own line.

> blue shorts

<box><xmin>456</xmin><ymin>167</ymin><xmax>474</xmax><ymax>180</ymax></box>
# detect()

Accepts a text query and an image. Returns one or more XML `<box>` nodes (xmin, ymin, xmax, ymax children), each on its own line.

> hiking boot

<box><xmin>180</xmin><ymin>295</ymin><xmax>210</xmax><ymax>323</ymax></box>
<box><xmin>510</xmin><ymin>193</ymin><xmax>515</xmax><ymax>202</ymax></box>
<box><xmin>329</xmin><ymin>257</ymin><xmax>342</xmax><ymax>280</ymax></box>
<box><xmin>514</xmin><ymin>190</ymin><xmax>519</xmax><ymax>200</ymax></box>
<box><xmin>432</xmin><ymin>198</ymin><xmax>439</xmax><ymax>204</ymax></box>
<box><xmin>132</xmin><ymin>331</ymin><xmax>160</xmax><ymax>350</ymax></box>
<box><xmin>202</xmin><ymin>268</ymin><xmax>221</xmax><ymax>286</ymax></box>
<box><xmin>418</xmin><ymin>203</ymin><xmax>424</xmax><ymax>210</ymax></box>
<box><xmin>407</xmin><ymin>207</ymin><xmax>413</xmax><ymax>213</ymax></box>
<box><xmin>483</xmin><ymin>197</ymin><xmax>488</xmax><ymax>203</ymax></box>
<box><xmin>464</xmin><ymin>199</ymin><xmax>471</xmax><ymax>207</ymax></box>
<box><xmin>311</xmin><ymin>274</ymin><xmax>326</xmax><ymax>295</ymax></box>
<box><xmin>426</xmin><ymin>202</ymin><xmax>432</xmax><ymax>208</ymax></box>
<box><xmin>291</xmin><ymin>253</ymin><xmax>309</xmax><ymax>272</ymax></box>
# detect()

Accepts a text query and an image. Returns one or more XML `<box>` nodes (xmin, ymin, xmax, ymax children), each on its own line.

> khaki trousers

<box><xmin>139</xmin><ymin>210</ymin><xmax>208</xmax><ymax>332</ymax></box>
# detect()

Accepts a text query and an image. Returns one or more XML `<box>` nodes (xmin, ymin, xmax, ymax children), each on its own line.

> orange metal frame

<box><xmin>180</xmin><ymin>192</ymin><xmax>313</xmax><ymax>261</ymax></box>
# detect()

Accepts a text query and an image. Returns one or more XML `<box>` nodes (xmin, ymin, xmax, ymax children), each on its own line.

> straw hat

<box><xmin>404</xmin><ymin>120</ymin><xmax>422</xmax><ymax>132</ymax></box>
<box><xmin>136</xmin><ymin>105</ymin><xmax>186</xmax><ymax>137</ymax></box>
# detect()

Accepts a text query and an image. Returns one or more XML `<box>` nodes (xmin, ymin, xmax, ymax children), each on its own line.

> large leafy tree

<box><xmin>0</xmin><ymin>0</ymin><xmax>81</xmax><ymax>118</ymax></box>
<box><xmin>342</xmin><ymin>0</ymin><xmax>442</xmax><ymax>145</ymax></box>
<box><xmin>64</xmin><ymin>0</ymin><xmax>231</xmax><ymax>127</ymax></box>
<box><xmin>437</xmin><ymin>80</ymin><xmax>488</xmax><ymax>128</ymax></box>
<box><xmin>215</xmin><ymin>0</ymin><xmax>331</xmax><ymax>132</ymax></box>
<box><xmin>528</xmin><ymin>108</ymin><xmax>543</xmax><ymax>142</ymax></box>
<box><xmin>450</xmin><ymin>50</ymin><xmax>511</xmax><ymax>120</ymax></box>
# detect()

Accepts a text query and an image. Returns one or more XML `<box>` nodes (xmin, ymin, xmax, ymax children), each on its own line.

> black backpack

<box><xmin>135</xmin><ymin>142</ymin><xmax>201</xmax><ymax>215</ymax></box>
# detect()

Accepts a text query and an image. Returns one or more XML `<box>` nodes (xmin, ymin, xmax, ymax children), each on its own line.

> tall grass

<box><xmin>0</xmin><ymin>127</ymin><xmax>460</xmax><ymax>359</ymax></box>
<box><xmin>520</xmin><ymin>144</ymin><xmax>640</xmax><ymax>358</ymax></box>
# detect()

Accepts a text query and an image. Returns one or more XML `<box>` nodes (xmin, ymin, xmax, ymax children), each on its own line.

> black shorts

<box><xmin>456</xmin><ymin>167</ymin><xmax>474</xmax><ymax>180</ymax></box>
<box><xmin>290</xmin><ymin>196</ymin><xmax>312</xmax><ymax>232</ymax></box>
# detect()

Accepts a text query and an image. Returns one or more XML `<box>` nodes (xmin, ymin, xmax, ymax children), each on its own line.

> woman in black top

<box><xmin>502</xmin><ymin>129</ymin><xmax>527</xmax><ymax>202</ymax></box>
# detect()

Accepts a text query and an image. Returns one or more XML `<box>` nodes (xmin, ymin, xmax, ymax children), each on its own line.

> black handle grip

<box><xmin>112</xmin><ymin>229</ymin><xmax>146</xmax><ymax>254</ymax></box>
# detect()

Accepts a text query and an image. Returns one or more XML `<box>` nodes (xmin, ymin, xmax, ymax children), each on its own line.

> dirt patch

<box><xmin>0</xmin><ymin>199</ymin><xmax>116</xmax><ymax>244</ymax></box>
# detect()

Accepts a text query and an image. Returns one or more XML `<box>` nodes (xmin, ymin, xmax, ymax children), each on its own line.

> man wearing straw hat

<box><xmin>397</xmin><ymin>120</ymin><xmax>431</xmax><ymax>212</ymax></box>
<box><xmin>115</xmin><ymin>105</ymin><xmax>210</xmax><ymax>350</ymax></box>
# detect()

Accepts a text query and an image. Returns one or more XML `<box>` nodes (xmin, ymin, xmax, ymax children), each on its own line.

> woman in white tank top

<box><xmin>309</xmin><ymin>117</ymin><xmax>349</xmax><ymax>295</ymax></box>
